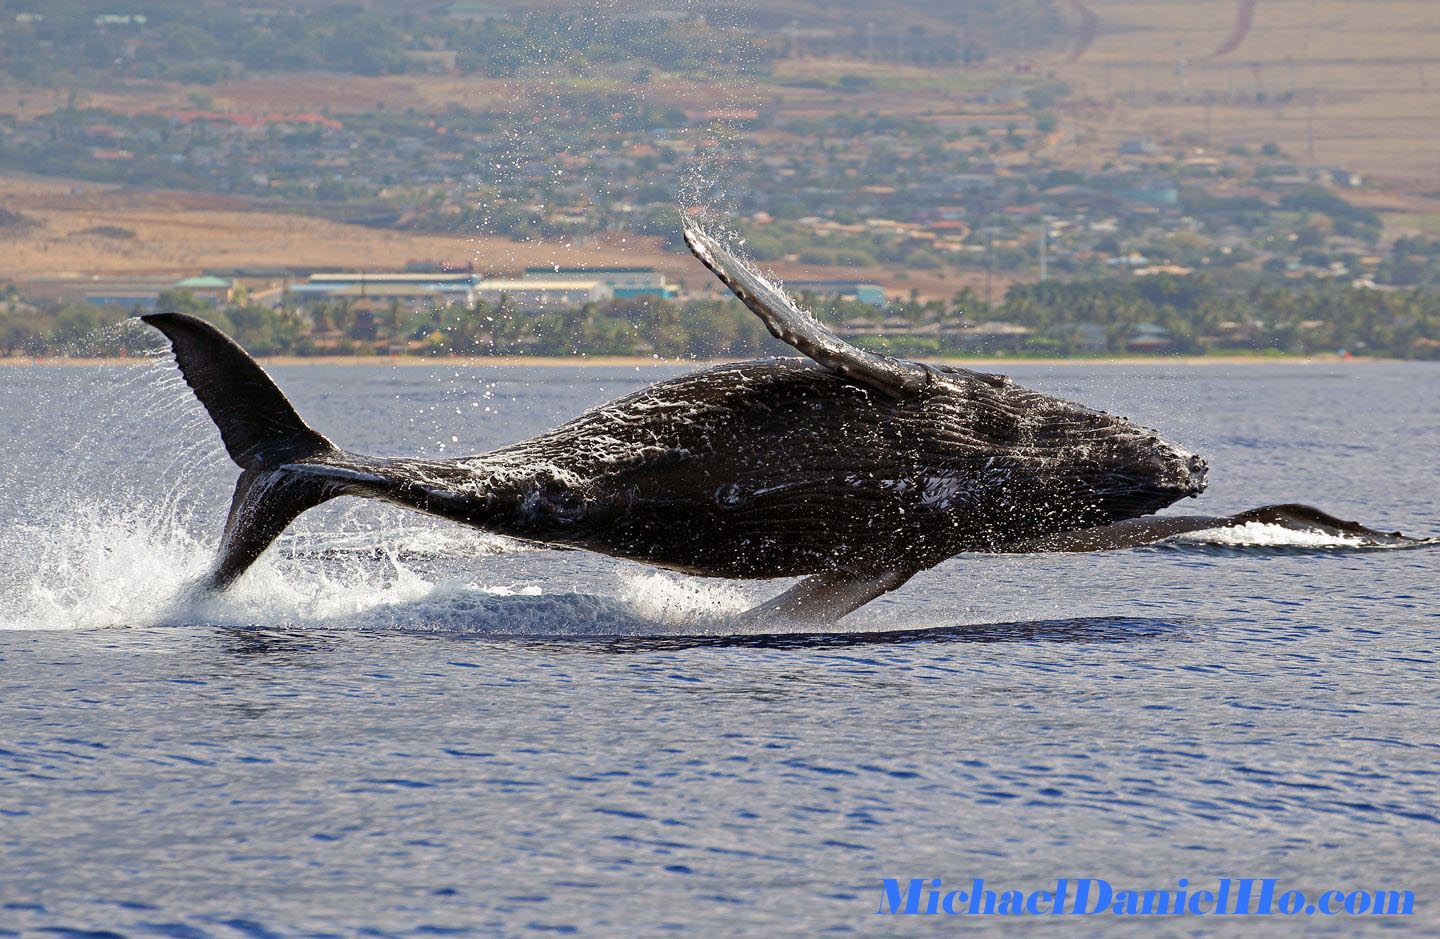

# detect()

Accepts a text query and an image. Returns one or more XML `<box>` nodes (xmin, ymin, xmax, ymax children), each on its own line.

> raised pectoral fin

<box><xmin>681</xmin><ymin>214</ymin><xmax>933</xmax><ymax>399</ymax></box>
<box><xmin>737</xmin><ymin>568</ymin><xmax>918</xmax><ymax>630</ymax></box>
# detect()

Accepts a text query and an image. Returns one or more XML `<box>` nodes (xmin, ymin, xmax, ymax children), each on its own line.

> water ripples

<box><xmin>2</xmin><ymin>363</ymin><xmax>1438</xmax><ymax>935</ymax></box>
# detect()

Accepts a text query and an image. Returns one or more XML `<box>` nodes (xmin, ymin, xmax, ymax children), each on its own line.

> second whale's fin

<box><xmin>1000</xmin><ymin>503</ymin><xmax>1427</xmax><ymax>553</ymax></box>
<box><xmin>681</xmin><ymin>214</ymin><xmax>934</xmax><ymax>399</ymax></box>
<box><xmin>144</xmin><ymin>312</ymin><xmax>343</xmax><ymax>589</ymax></box>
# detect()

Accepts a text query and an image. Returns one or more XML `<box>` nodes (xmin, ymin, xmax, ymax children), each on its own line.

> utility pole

<box><xmin>1039</xmin><ymin>226</ymin><xmax>1048</xmax><ymax>282</ymax></box>
<box><xmin>1306</xmin><ymin>98</ymin><xmax>1316</xmax><ymax>166</ymax></box>
<box><xmin>985</xmin><ymin>231</ymin><xmax>994</xmax><ymax>305</ymax></box>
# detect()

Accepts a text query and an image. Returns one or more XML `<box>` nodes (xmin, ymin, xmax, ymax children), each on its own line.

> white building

<box><xmin>474</xmin><ymin>279</ymin><xmax>613</xmax><ymax>309</ymax></box>
<box><xmin>523</xmin><ymin>267</ymin><xmax>677</xmax><ymax>299</ymax></box>
<box><xmin>288</xmin><ymin>272</ymin><xmax>481</xmax><ymax>308</ymax></box>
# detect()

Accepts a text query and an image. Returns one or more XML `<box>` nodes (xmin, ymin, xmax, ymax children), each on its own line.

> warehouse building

<box><xmin>285</xmin><ymin>272</ymin><xmax>483</xmax><ymax>308</ymax></box>
<box><xmin>523</xmin><ymin>266</ymin><xmax>677</xmax><ymax>300</ymax></box>
<box><xmin>475</xmin><ymin>279</ymin><xmax>613</xmax><ymax>308</ymax></box>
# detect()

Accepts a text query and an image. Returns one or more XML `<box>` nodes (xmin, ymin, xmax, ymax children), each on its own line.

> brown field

<box><xmin>14</xmin><ymin>2</ymin><xmax>1430</xmax><ymax>192</ymax></box>
<box><xmin>0</xmin><ymin>174</ymin><xmax>988</xmax><ymax>300</ymax></box>
<box><xmin>0</xmin><ymin>46</ymin><xmax>1009</xmax><ymax>127</ymax></box>
<box><xmin>0</xmin><ymin>175</ymin><xmax>679</xmax><ymax>280</ymax></box>
<box><xmin>0</xmin><ymin>68</ymin><xmax>760</xmax><ymax>125</ymax></box>
<box><xmin>1051</xmin><ymin>0</ymin><xmax>1440</xmax><ymax>188</ymax></box>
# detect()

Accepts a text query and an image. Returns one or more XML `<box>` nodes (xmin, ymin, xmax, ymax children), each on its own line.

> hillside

<box><xmin>0</xmin><ymin>176</ymin><xmax>992</xmax><ymax>301</ymax></box>
<box><xmin>0</xmin><ymin>0</ymin><xmax>1437</xmax><ymax>296</ymax></box>
<box><xmin>1052</xmin><ymin>0</ymin><xmax>1440</xmax><ymax>188</ymax></box>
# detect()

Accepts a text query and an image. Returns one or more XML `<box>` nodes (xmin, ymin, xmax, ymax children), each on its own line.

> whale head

<box><xmin>1091</xmin><ymin>425</ymin><xmax>1209</xmax><ymax>520</ymax></box>
<box><xmin>1005</xmin><ymin>388</ymin><xmax>1211</xmax><ymax>529</ymax></box>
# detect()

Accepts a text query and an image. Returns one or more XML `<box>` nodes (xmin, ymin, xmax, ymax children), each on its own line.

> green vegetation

<box><xmin>1376</xmin><ymin>236</ymin><xmax>1440</xmax><ymax>287</ymax></box>
<box><xmin>0</xmin><ymin>0</ymin><xmax>1429</xmax><ymax>364</ymax></box>
<box><xmin>0</xmin><ymin>2</ymin><xmax>776</xmax><ymax>87</ymax></box>
<box><xmin>1</xmin><ymin>0</ymin><xmax>1068</xmax><ymax>87</ymax></box>
<box><xmin>992</xmin><ymin>276</ymin><xmax>1440</xmax><ymax>356</ymax></box>
<box><xmin>5</xmin><ymin>276</ymin><xmax>1439</xmax><ymax>360</ymax></box>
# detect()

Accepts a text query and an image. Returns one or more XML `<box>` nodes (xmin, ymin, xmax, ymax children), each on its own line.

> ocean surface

<box><xmin>1</xmin><ymin>350</ymin><xmax>1437</xmax><ymax>937</ymax></box>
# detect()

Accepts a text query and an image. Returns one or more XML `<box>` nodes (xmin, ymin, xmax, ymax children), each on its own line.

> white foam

<box><xmin>1172</xmin><ymin>521</ymin><xmax>1365</xmax><ymax>548</ymax></box>
<box><xmin>618</xmin><ymin>571</ymin><xmax>754</xmax><ymax>627</ymax></box>
<box><xmin>0</xmin><ymin>502</ymin><xmax>758</xmax><ymax>636</ymax></box>
<box><xmin>0</xmin><ymin>506</ymin><xmax>204</xmax><ymax>632</ymax></box>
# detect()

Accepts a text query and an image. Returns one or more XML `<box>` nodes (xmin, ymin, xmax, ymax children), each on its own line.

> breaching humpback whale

<box><xmin>142</xmin><ymin>217</ymin><xmax>1423</xmax><ymax>626</ymax></box>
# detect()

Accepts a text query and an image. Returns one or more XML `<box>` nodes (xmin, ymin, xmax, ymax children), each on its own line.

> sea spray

<box><xmin>0</xmin><ymin>498</ymin><xmax>546</xmax><ymax>633</ymax></box>
<box><xmin>618</xmin><ymin>570</ymin><xmax>754</xmax><ymax>630</ymax></box>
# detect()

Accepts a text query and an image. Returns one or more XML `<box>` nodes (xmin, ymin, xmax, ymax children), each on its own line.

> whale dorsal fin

<box><xmin>681</xmin><ymin>215</ymin><xmax>933</xmax><ymax>399</ymax></box>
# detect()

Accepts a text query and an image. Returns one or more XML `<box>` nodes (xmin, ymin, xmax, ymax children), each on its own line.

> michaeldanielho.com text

<box><xmin>876</xmin><ymin>879</ymin><xmax>1415</xmax><ymax>917</ymax></box>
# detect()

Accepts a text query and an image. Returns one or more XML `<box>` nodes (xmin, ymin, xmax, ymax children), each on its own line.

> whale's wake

<box><xmin>0</xmin><ymin>493</ymin><xmax>1421</xmax><ymax>636</ymax></box>
<box><xmin>0</xmin><ymin>501</ymin><xmax>763</xmax><ymax>635</ymax></box>
<box><xmin>1172</xmin><ymin>521</ymin><xmax>1370</xmax><ymax>549</ymax></box>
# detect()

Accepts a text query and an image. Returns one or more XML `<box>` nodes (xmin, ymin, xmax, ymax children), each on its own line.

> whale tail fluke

<box><xmin>143</xmin><ymin>312</ymin><xmax>342</xmax><ymax>590</ymax></box>
<box><xmin>142</xmin><ymin>312</ymin><xmax>332</xmax><ymax>470</ymax></box>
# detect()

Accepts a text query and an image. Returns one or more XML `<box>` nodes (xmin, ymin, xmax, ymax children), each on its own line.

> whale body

<box><xmin>140</xmin><ymin>218</ymin><xmax>1423</xmax><ymax>625</ymax></box>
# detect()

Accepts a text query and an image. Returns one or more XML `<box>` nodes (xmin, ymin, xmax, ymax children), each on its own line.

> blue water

<box><xmin>2</xmin><ymin>354</ymin><xmax>1438</xmax><ymax>936</ymax></box>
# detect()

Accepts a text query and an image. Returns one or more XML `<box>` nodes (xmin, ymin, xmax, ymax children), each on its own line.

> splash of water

<box><xmin>4</xmin><ymin>326</ymin><xmax>1414</xmax><ymax>638</ymax></box>
<box><xmin>619</xmin><ymin>571</ymin><xmax>752</xmax><ymax>624</ymax></box>
<box><xmin>0</xmin><ymin>498</ymin><xmax>760</xmax><ymax>635</ymax></box>
<box><xmin>1173</xmin><ymin>521</ymin><xmax>1366</xmax><ymax>548</ymax></box>
<box><xmin>281</xmin><ymin>523</ymin><xmax>517</xmax><ymax>561</ymax></box>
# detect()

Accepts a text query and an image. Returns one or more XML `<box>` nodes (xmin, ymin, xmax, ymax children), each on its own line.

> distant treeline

<box><xmin>3</xmin><ymin>277</ymin><xmax>1440</xmax><ymax>360</ymax></box>
<box><xmin>2</xmin><ymin>1</ymin><xmax>1064</xmax><ymax>87</ymax></box>
<box><xmin>987</xmin><ymin>276</ymin><xmax>1440</xmax><ymax>357</ymax></box>
<box><xmin>1</xmin><ymin>3</ymin><xmax>773</xmax><ymax>86</ymax></box>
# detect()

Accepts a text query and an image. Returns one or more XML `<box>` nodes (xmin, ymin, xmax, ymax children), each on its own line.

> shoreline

<box><xmin>0</xmin><ymin>353</ymin><xmax>1405</xmax><ymax>368</ymax></box>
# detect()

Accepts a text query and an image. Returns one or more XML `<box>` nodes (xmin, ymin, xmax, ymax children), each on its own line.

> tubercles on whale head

<box><xmin>1055</xmin><ymin>400</ymin><xmax>1208</xmax><ymax>508</ymax></box>
<box><xmin>1153</xmin><ymin>432</ymin><xmax>1208</xmax><ymax>497</ymax></box>
<box><xmin>1183</xmin><ymin>452</ymin><xmax>1209</xmax><ymax>497</ymax></box>
<box><xmin>1144</xmin><ymin>441</ymin><xmax>1209</xmax><ymax>500</ymax></box>
<box><xmin>1077</xmin><ymin>424</ymin><xmax>1209</xmax><ymax>521</ymax></box>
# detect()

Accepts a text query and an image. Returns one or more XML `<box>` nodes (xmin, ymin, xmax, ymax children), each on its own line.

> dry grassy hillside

<box><xmin>0</xmin><ymin>176</ymin><xmax>992</xmax><ymax>299</ymax></box>
<box><xmin>2</xmin><ymin>0</ymin><xmax>1437</xmax><ymax>288</ymax></box>
<box><xmin>0</xmin><ymin>177</ymin><xmax>679</xmax><ymax>281</ymax></box>
<box><xmin>1053</xmin><ymin>0</ymin><xmax>1440</xmax><ymax>188</ymax></box>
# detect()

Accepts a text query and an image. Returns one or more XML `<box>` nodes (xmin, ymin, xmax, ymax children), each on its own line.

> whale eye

<box><xmin>716</xmin><ymin>483</ymin><xmax>745</xmax><ymax>507</ymax></box>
